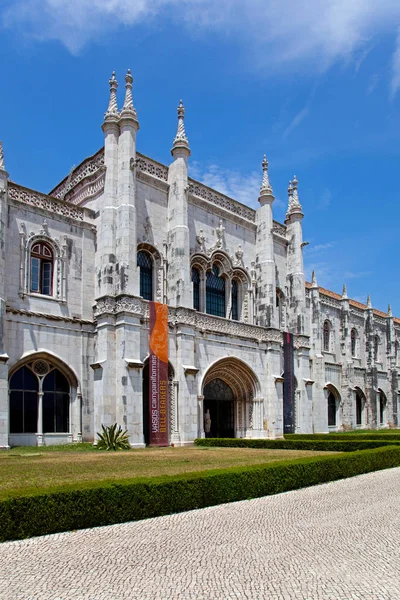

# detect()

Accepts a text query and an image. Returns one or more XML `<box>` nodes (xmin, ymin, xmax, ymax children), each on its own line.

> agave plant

<box><xmin>96</xmin><ymin>423</ymin><xmax>130</xmax><ymax>451</ymax></box>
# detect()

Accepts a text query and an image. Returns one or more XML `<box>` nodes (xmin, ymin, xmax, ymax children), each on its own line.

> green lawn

<box><xmin>0</xmin><ymin>445</ymin><xmax>336</xmax><ymax>500</ymax></box>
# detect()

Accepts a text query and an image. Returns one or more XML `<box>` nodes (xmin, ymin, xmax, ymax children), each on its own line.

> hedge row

<box><xmin>194</xmin><ymin>437</ymin><xmax>400</xmax><ymax>451</ymax></box>
<box><xmin>1</xmin><ymin>446</ymin><xmax>400</xmax><ymax>542</ymax></box>
<box><xmin>285</xmin><ymin>433</ymin><xmax>400</xmax><ymax>442</ymax></box>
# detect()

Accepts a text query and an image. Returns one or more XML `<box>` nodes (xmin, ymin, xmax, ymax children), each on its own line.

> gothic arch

<box><xmin>19</xmin><ymin>221</ymin><xmax>67</xmax><ymax>301</ymax></box>
<box><xmin>354</xmin><ymin>386</ymin><xmax>366</xmax><ymax>426</ymax></box>
<box><xmin>324</xmin><ymin>382</ymin><xmax>341</xmax><ymax>429</ymax></box>
<box><xmin>137</xmin><ymin>242</ymin><xmax>164</xmax><ymax>303</ymax></box>
<box><xmin>10</xmin><ymin>350</ymin><xmax>78</xmax><ymax>387</ymax></box>
<box><xmin>200</xmin><ymin>357</ymin><xmax>262</xmax><ymax>438</ymax></box>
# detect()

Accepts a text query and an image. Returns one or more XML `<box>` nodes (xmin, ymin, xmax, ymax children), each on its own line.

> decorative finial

<box><xmin>260</xmin><ymin>154</ymin><xmax>274</xmax><ymax>196</ymax></box>
<box><xmin>172</xmin><ymin>99</ymin><xmax>189</xmax><ymax>151</ymax></box>
<box><xmin>104</xmin><ymin>71</ymin><xmax>119</xmax><ymax>120</ymax></box>
<box><xmin>366</xmin><ymin>294</ymin><xmax>372</xmax><ymax>309</ymax></box>
<box><xmin>0</xmin><ymin>141</ymin><xmax>4</xmax><ymax>171</ymax></box>
<box><xmin>388</xmin><ymin>304</ymin><xmax>392</xmax><ymax>317</ymax></box>
<box><xmin>286</xmin><ymin>175</ymin><xmax>303</xmax><ymax>219</ymax></box>
<box><xmin>121</xmin><ymin>69</ymin><xmax>137</xmax><ymax>119</ymax></box>
<box><xmin>311</xmin><ymin>270</ymin><xmax>318</xmax><ymax>288</ymax></box>
<box><xmin>342</xmin><ymin>284</ymin><xmax>348</xmax><ymax>299</ymax></box>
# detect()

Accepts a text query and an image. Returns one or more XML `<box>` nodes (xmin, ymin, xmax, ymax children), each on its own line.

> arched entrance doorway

<box><xmin>142</xmin><ymin>360</ymin><xmax>175</xmax><ymax>446</ymax></box>
<box><xmin>325</xmin><ymin>384</ymin><xmax>341</xmax><ymax>429</ymax></box>
<box><xmin>201</xmin><ymin>357</ymin><xmax>261</xmax><ymax>438</ymax></box>
<box><xmin>203</xmin><ymin>378</ymin><xmax>234</xmax><ymax>438</ymax></box>
<box><xmin>355</xmin><ymin>388</ymin><xmax>366</xmax><ymax>427</ymax></box>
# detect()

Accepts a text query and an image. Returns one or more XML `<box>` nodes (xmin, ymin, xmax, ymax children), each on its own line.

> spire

<box><xmin>342</xmin><ymin>284</ymin><xmax>348</xmax><ymax>299</ymax></box>
<box><xmin>104</xmin><ymin>71</ymin><xmax>119</xmax><ymax>121</ymax></box>
<box><xmin>120</xmin><ymin>69</ymin><xmax>138</xmax><ymax>121</ymax></box>
<box><xmin>311</xmin><ymin>270</ymin><xmax>318</xmax><ymax>288</ymax></box>
<box><xmin>286</xmin><ymin>175</ymin><xmax>303</xmax><ymax>219</ymax></box>
<box><xmin>0</xmin><ymin>141</ymin><xmax>4</xmax><ymax>171</ymax></box>
<box><xmin>388</xmin><ymin>304</ymin><xmax>392</xmax><ymax>317</ymax></box>
<box><xmin>258</xmin><ymin>154</ymin><xmax>274</xmax><ymax>204</ymax></box>
<box><xmin>366</xmin><ymin>294</ymin><xmax>372</xmax><ymax>309</ymax></box>
<box><xmin>172</xmin><ymin>99</ymin><xmax>190</xmax><ymax>154</ymax></box>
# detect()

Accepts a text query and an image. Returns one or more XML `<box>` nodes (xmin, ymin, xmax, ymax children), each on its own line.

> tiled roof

<box><xmin>305</xmin><ymin>282</ymin><xmax>400</xmax><ymax>323</ymax></box>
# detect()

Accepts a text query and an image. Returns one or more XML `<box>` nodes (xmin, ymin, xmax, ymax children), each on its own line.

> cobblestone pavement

<box><xmin>1</xmin><ymin>468</ymin><xmax>400</xmax><ymax>600</ymax></box>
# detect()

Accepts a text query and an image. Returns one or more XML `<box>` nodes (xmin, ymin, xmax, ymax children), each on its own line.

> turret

<box><xmin>167</xmin><ymin>100</ymin><xmax>192</xmax><ymax>307</ymax></box>
<box><xmin>97</xmin><ymin>72</ymin><xmax>120</xmax><ymax>296</ymax></box>
<box><xmin>285</xmin><ymin>176</ymin><xmax>306</xmax><ymax>334</ymax></box>
<box><xmin>255</xmin><ymin>154</ymin><xmax>276</xmax><ymax>327</ymax></box>
<box><xmin>116</xmin><ymin>69</ymin><xmax>139</xmax><ymax>296</ymax></box>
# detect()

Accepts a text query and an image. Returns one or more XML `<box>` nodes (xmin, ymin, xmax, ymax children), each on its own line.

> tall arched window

<box><xmin>206</xmin><ymin>265</ymin><xmax>225</xmax><ymax>317</ymax></box>
<box><xmin>328</xmin><ymin>391</ymin><xmax>336</xmax><ymax>427</ymax></box>
<box><xmin>9</xmin><ymin>366</ymin><xmax>39</xmax><ymax>433</ymax></box>
<box><xmin>42</xmin><ymin>369</ymin><xmax>70</xmax><ymax>433</ymax></box>
<box><xmin>351</xmin><ymin>328</ymin><xmax>357</xmax><ymax>357</ymax></box>
<box><xmin>231</xmin><ymin>279</ymin><xmax>239</xmax><ymax>321</ymax></box>
<box><xmin>192</xmin><ymin>267</ymin><xmax>200</xmax><ymax>311</ymax></box>
<box><xmin>137</xmin><ymin>250</ymin><xmax>153</xmax><ymax>301</ymax></box>
<box><xmin>374</xmin><ymin>335</ymin><xmax>379</xmax><ymax>362</ymax></box>
<box><xmin>30</xmin><ymin>242</ymin><xmax>53</xmax><ymax>295</ymax></box>
<box><xmin>323</xmin><ymin>320</ymin><xmax>331</xmax><ymax>352</ymax></box>
<box><xmin>9</xmin><ymin>363</ymin><xmax>70</xmax><ymax>435</ymax></box>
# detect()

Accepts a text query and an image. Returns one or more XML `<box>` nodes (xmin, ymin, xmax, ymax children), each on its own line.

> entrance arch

<box><xmin>201</xmin><ymin>357</ymin><xmax>261</xmax><ymax>438</ymax></box>
<box><xmin>325</xmin><ymin>383</ymin><xmax>341</xmax><ymax>429</ymax></box>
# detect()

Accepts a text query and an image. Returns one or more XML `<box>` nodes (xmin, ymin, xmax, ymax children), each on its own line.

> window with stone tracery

<box><xmin>351</xmin><ymin>328</ymin><xmax>357</xmax><ymax>357</ymax></box>
<box><xmin>137</xmin><ymin>250</ymin><xmax>153</xmax><ymax>301</ymax></box>
<box><xmin>323</xmin><ymin>320</ymin><xmax>331</xmax><ymax>352</ymax></box>
<box><xmin>206</xmin><ymin>265</ymin><xmax>226</xmax><ymax>318</ymax></box>
<box><xmin>231</xmin><ymin>279</ymin><xmax>239</xmax><ymax>320</ymax></box>
<box><xmin>30</xmin><ymin>242</ymin><xmax>54</xmax><ymax>295</ymax></box>
<box><xmin>192</xmin><ymin>267</ymin><xmax>200</xmax><ymax>311</ymax></box>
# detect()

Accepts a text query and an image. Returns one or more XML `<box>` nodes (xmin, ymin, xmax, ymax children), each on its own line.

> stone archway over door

<box><xmin>201</xmin><ymin>357</ymin><xmax>262</xmax><ymax>438</ymax></box>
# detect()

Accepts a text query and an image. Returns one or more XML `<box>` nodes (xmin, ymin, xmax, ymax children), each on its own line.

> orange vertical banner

<box><xmin>149</xmin><ymin>302</ymin><xmax>169</xmax><ymax>446</ymax></box>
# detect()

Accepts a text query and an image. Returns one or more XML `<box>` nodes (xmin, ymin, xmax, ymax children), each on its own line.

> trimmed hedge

<box><xmin>1</xmin><ymin>446</ymin><xmax>400</xmax><ymax>542</ymax></box>
<box><xmin>194</xmin><ymin>437</ymin><xmax>400</xmax><ymax>452</ymax></box>
<box><xmin>285</xmin><ymin>433</ymin><xmax>400</xmax><ymax>442</ymax></box>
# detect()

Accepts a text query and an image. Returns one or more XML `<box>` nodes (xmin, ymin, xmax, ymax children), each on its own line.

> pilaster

<box><xmin>285</xmin><ymin>177</ymin><xmax>306</xmax><ymax>334</ymax></box>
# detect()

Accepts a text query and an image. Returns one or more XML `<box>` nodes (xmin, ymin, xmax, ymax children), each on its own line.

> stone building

<box><xmin>0</xmin><ymin>70</ymin><xmax>398</xmax><ymax>448</ymax></box>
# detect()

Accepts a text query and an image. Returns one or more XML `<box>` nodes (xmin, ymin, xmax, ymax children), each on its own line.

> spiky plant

<box><xmin>96</xmin><ymin>423</ymin><xmax>130</xmax><ymax>451</ymax></box>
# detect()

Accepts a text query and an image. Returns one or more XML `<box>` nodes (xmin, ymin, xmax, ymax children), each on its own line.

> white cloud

<box><xmin>307</xmin><ymin>242</ymin><xmax>336</xmax><ymax>253</ymax></box>
<box><xmin>190</xmin><ymin>161</ymin><xmax>285</xmax><ymax>210</ymax></box>
<box><xmin>3</xmin><ymin>0</ymin><xmax>400</xmax><ymax>94</ymax></box>
<box><xmin>390</xmin><ymin>27</ymin><xmax>400</xmax><ymax>99</ymax></box>
<box><xmin>282</xmin><ymin>107</ymin><xmax>309</xmax><ymax>139</ymax></box>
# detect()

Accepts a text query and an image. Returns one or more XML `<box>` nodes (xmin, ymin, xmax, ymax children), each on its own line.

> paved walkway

<box><xmin>1</xmin><ymin>468</ymin><xmax>400</xmax><ymax>600</ymax></box>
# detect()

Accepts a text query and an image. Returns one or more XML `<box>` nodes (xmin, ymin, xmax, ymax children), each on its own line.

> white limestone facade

<box><xmin>0</xmin><ymin>72</ymin><xmax>398</xmax><ymax>448</ymax></box>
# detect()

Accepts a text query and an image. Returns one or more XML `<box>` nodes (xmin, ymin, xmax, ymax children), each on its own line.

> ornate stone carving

<box><xmin>215</xmin><ymin>219</ymin><xmax>225</xmax><ymax>250</ymax></box>
<box><xmin>196</xmin><ymin>229</ymin><xmax>207</xmax><ymax>253</ymax></box>
<box><xmin>9</xmin><ymin>183</ymin><xmax>85</xmax><ymax>222</ymax></box>
<box><xmin>188</xmin><ymin>179</ymin><xmax>256</xmax><ymax>223</ymax></box>
<box><xmin>136</xmin><ymin>154</ymin><xmax>169</xmax><ymax>182</ymax></box>
<box><xmin>234</xmin><ymin>244</ymin><xmax>244</xmax><ymax>267</ymax></box>
<box><xmin>0</xmin><ymin>141</ymin><xmax>4</xmax><ymax>170</ymax></box>
<box><xmin>272</xmin><ymin>220</ymin><xmax>287</xmax><ymax>238</ymax></box>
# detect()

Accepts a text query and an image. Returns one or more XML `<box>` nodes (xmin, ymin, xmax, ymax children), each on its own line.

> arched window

<box><xmin>9</xmin><ymin>363</ymin><xmax>70</xmax><ymax>435</ymax></box>
<box><xmin>374</xmin><ymin>335</ymin><xmax>379</xmax><ymax>362</ymax></box>
<box><xmin>231</xmin><ymin>279</ymin><xmax>239</xmax><ymax>321</ymax></box>
<box><xmin>323</xmin><ymin>320</ymin><xmax>331</xmax><ymax>352</ymax></box>
<box><xmin>351</xmin><ymin>328</ymin><xmax>357</xmax><ymax>357</ymax></box>
<box><xmin>137</xmin><ymin>250</ymin><xmax>153</xmax><ymax>301</ymax></box>
<box><xmin>206</xmin><ymin>265</ymin><xmax>225</xmax><ymax>317</ymax></box>
<box><xmin>328</xmin><ymin>391</ymin><xmax>336</xmax><ymax>427</ymax></box>
<box><xmin>9</xmin><ymin>366</ymin><xmax>39</xmax><ymax>433</ymax></box>
<box><xmin>42</xmin><ymin>369</ymin><xmax>70</xmax><ymax>433</ymax></box>
<box><xmin>192</xmin><ymin>267</ymin><xmax>200</xmax><ymax>311</ymax></box>
<box><xmin>30</xmin><ymin>242</ymin><xmax>53</xmax><ymax>295</ymax></box>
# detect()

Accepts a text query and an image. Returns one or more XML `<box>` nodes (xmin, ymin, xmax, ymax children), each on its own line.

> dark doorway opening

<box><xmin>203</xmin><ymin>378</ymin><xmax>234</xmax><ymax>438</ymax></box>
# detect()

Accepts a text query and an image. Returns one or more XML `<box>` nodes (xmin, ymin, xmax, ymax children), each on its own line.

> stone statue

<box><xmin>204</xmin><ymin>409</ymin><xmax>212</xmax><ymax>437</ymax></box>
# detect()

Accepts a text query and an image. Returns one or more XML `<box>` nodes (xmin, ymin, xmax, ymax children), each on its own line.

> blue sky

<box><xmin>1</xmin><ymin>0</ymin><xmax>400</xmax><ymax>313</ymax></box>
